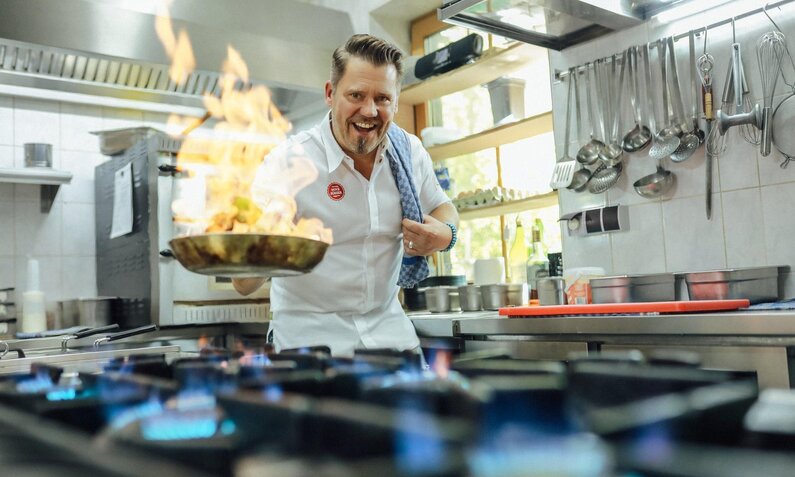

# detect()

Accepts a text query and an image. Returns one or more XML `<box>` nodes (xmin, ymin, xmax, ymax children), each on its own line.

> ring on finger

<box><xmin>408</xmin><ymin>240</ymin><xmax>415</xmax><ymax>249</ymax></box>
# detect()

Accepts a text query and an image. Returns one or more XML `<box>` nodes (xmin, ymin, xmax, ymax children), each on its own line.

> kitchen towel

<box><xmin>386</xmin><ymin>123</ymin><xmax>429</xmax><ymax>288</ymax></box>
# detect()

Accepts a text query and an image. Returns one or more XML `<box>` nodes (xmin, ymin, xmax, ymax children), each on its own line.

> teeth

<box><xmin>355</xmin><ymin>122</ymin><xmax>375</xmax><ymax>129</ymax></box>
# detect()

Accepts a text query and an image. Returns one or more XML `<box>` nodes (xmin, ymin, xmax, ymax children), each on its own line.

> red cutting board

<box><xmin>499</xmin><ymin>299</ymin><xmax>751</xmax><ymax>317</ymax></box>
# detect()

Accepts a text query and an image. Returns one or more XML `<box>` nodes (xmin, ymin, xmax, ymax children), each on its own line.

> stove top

<box><xmin>1</xmin><ymin>346</ymin><xmax>795</xmax><ymax>476</ymax></box>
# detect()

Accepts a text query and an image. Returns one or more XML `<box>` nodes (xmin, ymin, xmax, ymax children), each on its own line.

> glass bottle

<box><xmin>526</xmin><ymin>219</ymin><xmax>549</xmax><ymax>299</ymax></box>
<box><xmin>508</xmin><ymin>218</ymin><xmax>528</xmax><ymax>284</ymax></box>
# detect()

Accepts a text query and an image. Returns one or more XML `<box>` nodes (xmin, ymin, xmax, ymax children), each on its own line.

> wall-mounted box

<box><xmin>561</xmin><ymin>205</ymin><xmax>628</xmax><ymax>237</ymax></box>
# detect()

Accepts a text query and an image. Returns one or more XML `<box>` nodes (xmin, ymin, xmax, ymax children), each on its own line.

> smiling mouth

<box><xmin>351</xmin><ymin>121</ymin><xmax>378</xmax><ymax>134</ymax></box>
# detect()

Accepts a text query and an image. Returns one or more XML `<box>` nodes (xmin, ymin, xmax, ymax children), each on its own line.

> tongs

<box><xmin>61</xmin><ymin>324</ymin><xmax>120</xmax><ymax>351</ymax></box>
<box><xmin>93</xmin><ymin>324</ymin><xmax>158</xmax><ymax>347</ymax></box>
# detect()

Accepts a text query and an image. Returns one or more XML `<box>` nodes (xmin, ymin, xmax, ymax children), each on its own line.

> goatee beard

<box><xmin>355</xmin><ymin>137</ymin><xmax>368</xmax><ymax>154</ymax></box>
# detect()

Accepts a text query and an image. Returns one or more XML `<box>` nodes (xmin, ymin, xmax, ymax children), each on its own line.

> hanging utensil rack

<box><xmin>553</xmin><ymin>0</ymin><xmax>795</xmax><ymax>83</ymax></box>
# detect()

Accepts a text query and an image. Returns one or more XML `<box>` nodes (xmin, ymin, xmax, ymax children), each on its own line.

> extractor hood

<box><xmin>0</xmin><ymin>0</ymin><xmax>342</xmax><ymax>119</ymax></box>
<box><xmin>438</xmin><ymin>0</ymin><xmax>691</xmax><ymax>51</ymax></box>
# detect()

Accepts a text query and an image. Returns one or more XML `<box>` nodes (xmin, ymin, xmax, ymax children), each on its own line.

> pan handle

<box><xmin>73</xmin><ymin>324</ymin><xmax>120</xmax><ymax>339</ymax></box>
<box><xmin>93</xmin><ymin>324</ymin><xmax>158</xmax><ymax>347</ymax></box>
<box><xmin>62</xmin><ymin>324</ymin><xmax>120</xmax><ymax>350</ymax></box>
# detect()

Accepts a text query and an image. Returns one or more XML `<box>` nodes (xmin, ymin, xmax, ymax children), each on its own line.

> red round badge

<box><xmin>327</xmin><ymin>182</ymin><xmax>345</xmax><ymax>201</ymax></box>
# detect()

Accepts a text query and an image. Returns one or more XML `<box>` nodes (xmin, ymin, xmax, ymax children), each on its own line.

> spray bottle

<box><xmin>22</xmin><ymin>256</ymin><xmax>46</xmax><ymax>333</ymax></box>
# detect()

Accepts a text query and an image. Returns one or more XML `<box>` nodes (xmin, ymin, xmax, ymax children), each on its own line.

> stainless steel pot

<box><xmin>481</xmin><ymin>284</ymin><xmax>509</xmax><ymax>310</ymax></box>
<box><xmin>506</xmin><ymin>283</ymin><xmax>528</xmax><ymax>306</ymax></box>
<box><xmin>59</xmin><ymin>297</ymin><xmax>117</xmax><ymax>328</ymax></box>
<box><xmin>425</xmin><ymin>286</ymin><xmax>459</xmax><ymax>313</ymax></box>
<box><xmin>458</xmin><ymin>285</ymin><xmax>482</xmax><ymax>312</ymax></box>
<box><xmin>24</xmin><ymin>143</ymin><xmax>52</xmax><ymax>168</ymax></box>
<box><xmin>537</xmin><ymin>277</ymin><xmax>566</xmax><ymax>305</ymax></box>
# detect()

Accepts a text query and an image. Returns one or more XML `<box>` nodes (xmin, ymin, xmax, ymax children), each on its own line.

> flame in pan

<box><xmin>155</xmin><ymin>8</ymin><xmax>332</xmax><ymax>244</ymax></box>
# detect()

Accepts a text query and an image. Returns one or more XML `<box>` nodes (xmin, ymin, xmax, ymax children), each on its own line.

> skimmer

<box><xmin>645</xmin><ymin>42</ymin><xmax>679</xmax><ymax>160</ymax></box>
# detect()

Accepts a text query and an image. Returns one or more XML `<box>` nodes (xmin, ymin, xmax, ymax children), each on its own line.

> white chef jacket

<box><xmin>252</xmin><ymin>114</ymin><xmax>451</xmax><ymax>356</ymax></box>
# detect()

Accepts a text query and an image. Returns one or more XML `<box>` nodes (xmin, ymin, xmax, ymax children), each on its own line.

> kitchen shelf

<box><xmin>0</xmin><ymin>167</ymin><xmax>73</xmax><ymax>212</ymax></box>
<box><xmin>458</xmin><ymin>191</ymin><xmax>558</xmax><ymax>220</ymax></box>
<box><xmin>427</xmin><ymin>112</ymin><xmax>553</xmax><ymax>162</ymax></box>
<box><xmin>400</xmin><ymin>42</ymin><xmax>540</xmax><ymax>106</ymax></box>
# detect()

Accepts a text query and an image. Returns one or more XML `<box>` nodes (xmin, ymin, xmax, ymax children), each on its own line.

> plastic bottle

<box><xmin>526</xmin><ymin>219</ymin><xmax>549</xmax><ymax>300</ymax></box>
<box><xmin>508</xmin><ymin>218</ymin><xmax>528</xmax><ymax>284</ymax></box>
<box><xmin>21</xmin><ymin>257</ymin><xmax>46</xmax><ymax>333</ymax></box>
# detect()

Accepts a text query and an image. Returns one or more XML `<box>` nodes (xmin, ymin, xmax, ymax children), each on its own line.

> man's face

<box><xmin>325</xmin><ymin>56</ymin><xmax>399</xmax><ymax>161</ymax></box>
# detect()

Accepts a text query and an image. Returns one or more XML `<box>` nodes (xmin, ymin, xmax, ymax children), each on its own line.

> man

<box><xmin>234</xmin><ymin>34</ymin><xmax>458</xmax><ymax>356</ymax></box>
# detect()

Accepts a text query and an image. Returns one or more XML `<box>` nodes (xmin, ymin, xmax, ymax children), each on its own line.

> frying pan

<box><xmin>169</xmin><ymin>233</ymin><xmax>329</xmax><ymax>278</ymax></box>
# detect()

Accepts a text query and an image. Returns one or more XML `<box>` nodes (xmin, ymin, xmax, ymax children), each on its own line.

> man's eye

<box><xmin>350</xmin><ymin>92</ymin><xmax>362</xmax><ymax>100</ymax></box>
<box><xmin>378</xmin><ymin>96</ymin><xmax>391</xmax><ymax>104</ymax></box>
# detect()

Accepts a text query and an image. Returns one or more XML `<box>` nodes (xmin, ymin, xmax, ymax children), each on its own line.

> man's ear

<box><xmin>324</xmin><ymin>81</ymin><xmax>333</xmax><ymax>107</ymax></box>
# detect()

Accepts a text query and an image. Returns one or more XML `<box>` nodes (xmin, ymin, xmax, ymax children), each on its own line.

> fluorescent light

<box><xmin>0</xmin><ymin>83</ymin><xmax>207</xmax><ymax>117</ymax></box>
<box><xmin>653</xmin><ymin>0</ymin><xmax>733</xmax><ymax>23</ymax></box>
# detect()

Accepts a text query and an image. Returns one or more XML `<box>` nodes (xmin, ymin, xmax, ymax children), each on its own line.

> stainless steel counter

<box><xmin>410</xmin><ymin>310</ymin><xmax>795</xmax><ymax>389</ymax></box>
<box><xmin>412</xmin><ymin>310</ymin><xmax>795</xmax><ymax>343</ymax></box>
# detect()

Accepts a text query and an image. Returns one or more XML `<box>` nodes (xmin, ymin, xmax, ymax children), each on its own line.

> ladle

<box><xmin>576</xmin><ymin>63</ymin><xmax>605</xmax><ymax>165</ymax></box>
<box><xmin>658</xmin><ymin>39</ymin><xmax>683</xmax><ymax>140</ymax></box>
<box><xmin>622</xmin><ymin>46</ymin><xmax>652</xmax><ymax>152</ymax></box>
<box><xmin>669</xmin><ymin>35</ymin><xmax>700</xmax><ymax>162</ymax></box>
<box><xmin>645</xmin><ymin>42</ymin><xmax>680</xmax><ymax>160</ymax></box>
<box><xmin>599</xmin><ymin>51</ymin><xmax>626</xmax><ymax>166</ymax></box>
<box><xmin>567</xmin><ymin>70</ymin><xmax>591</xmax><ymax>192</ymax></box>
<box><xmin>633</xmin><ymin>157</ymin><xmax>674</xmax><ymax>199</ymax></box>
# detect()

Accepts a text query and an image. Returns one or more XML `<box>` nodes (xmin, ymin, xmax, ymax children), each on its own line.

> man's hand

<box><xmin>232</xmin><ymin>277</ymin><xmax>268</xmax><ymax>296</ymax></box>
<box><xmin>402</xmin><ymin>214</ymin><xmax>452</xmax><ymax>256</ymax></box>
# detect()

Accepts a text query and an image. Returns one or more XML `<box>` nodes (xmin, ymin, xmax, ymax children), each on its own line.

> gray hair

<box><xmin>330</xmin><ymin>34</ymin><xmax>404</xmax><ymax>88</ymax></box>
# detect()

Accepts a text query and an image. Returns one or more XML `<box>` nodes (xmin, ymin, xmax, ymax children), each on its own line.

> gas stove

<box><xmin>2</xmin><ymin>347</ymin><xmax>795</xmax><ymax>476</ymax></box>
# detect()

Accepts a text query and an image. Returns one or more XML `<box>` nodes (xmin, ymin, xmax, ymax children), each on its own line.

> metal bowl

<box><xmin>169</xmin><ymin>233</ymin><xmax>329</xmax><ymax>278</ymax></box>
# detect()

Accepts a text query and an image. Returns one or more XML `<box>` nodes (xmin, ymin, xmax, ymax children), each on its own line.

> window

<box><xmin>417</xmin><ymin>25</ymin><xmax>560</xmax><ymax>282</ymax></box>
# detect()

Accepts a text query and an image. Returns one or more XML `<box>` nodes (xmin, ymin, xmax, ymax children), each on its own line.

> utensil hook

<box><xmin>703</xmin><ymin>28</ymin><xmax>708</xmax><ymax>55</ymax></box>
<box><xmin>731</xmin><ymin>17</ymin><xmax>736</xmax><ymax>44</ymax></box>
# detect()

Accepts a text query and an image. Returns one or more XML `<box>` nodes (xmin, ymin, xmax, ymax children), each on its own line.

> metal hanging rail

<box><xmin>553</xmin><ymin>0</ymin><xmax>795</xmax><ymax>82</ymax></box>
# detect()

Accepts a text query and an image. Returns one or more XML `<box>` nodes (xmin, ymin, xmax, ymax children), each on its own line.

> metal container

<box><xmin>682</xmin><ymin>267</ymin><xmax>784</xmax><ymax>304</ymax></box>
<box><xmin>24</xmin><ymin>143</ymin><xmax>52</xmax><ymax>168</ymax></box>
<box><xmin>506</xmin><ymin>283</ymin><xmax>528</xmax><ymax>306</ymax></box>
<box><xmin>425</xmin><ymin>287</ymin><xmax>459</xmax><ymax>313</ymax></box>
<box><xmin>591</xmin><ymin>273</ymin><xmax>676</xmax><ymax>303</ymax></box>
<box><xmin>481</xmin><ymin>284</ymin><xmax>509</xmax><ymax>310</ymax></box>
<box><xmin>537</xmin><ymin>277</ymin><xmax>566</xmax><ymax>305</ymax></box>
<box><xmin>458</xmin><ymin>285</ymin><xmax>482</xmax><ymax>312</ymax></box>
<box><xmin>59</xmin><ymin>297</ymin><xmax>117</xmax><ymax>328</ymax></box>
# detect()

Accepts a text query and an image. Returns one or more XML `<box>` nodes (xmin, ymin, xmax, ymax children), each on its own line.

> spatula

<box><xmin>550</xmin><ymin>67</ymin><xmax>577</xmax><ymax>189</ymax></box>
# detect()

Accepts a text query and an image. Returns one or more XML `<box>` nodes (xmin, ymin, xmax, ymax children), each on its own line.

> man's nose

<box><xmin>359</xmin><ymin>98</ymin><xmax>377</xmax><ymax>116</ymax></box>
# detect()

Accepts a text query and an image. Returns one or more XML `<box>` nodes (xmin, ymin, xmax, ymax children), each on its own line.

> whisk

<box><xmin>757</xmin><ymin>30</ymin><xmax>786</xmax><ymax>156</ymax></box>
<box><xmin>718</xmin><ymin>59</ymin><xmax>761</xmax><ymax>145</ymax></box>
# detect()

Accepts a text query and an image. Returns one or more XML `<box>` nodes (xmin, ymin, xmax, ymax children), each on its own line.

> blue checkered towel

<box><xmin>386</xmin><ymin>124</ymin><xmax>429</xmax><ymax>288</ymax></box>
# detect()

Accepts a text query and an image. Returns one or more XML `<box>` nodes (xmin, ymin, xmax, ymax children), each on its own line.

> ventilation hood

<box><xmin>0</xmin><ymin>0</ymin><xmax>346</xmax><ymax>119</ymax></box>
<box><xmin>438</xmin><ymin>0</ymin><xmax>691</xmax><ymax>51</ymax></box>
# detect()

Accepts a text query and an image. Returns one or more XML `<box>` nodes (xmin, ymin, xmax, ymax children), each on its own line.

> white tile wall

<box><xmin>552</xmin><ymin>2</ymin><xmax>795</xmax><ymax>298</ymax></box>
<box><xmin>0</xmin><ymin>96</ymin><xmax>179</xmax><ymax>307</ymax></box>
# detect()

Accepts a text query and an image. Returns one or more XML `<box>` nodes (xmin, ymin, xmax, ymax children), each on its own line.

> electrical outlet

<box><xmin>561</xmin><ymin>205</ymin><xmax>629</xmax><ymax>237</ymax></box>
